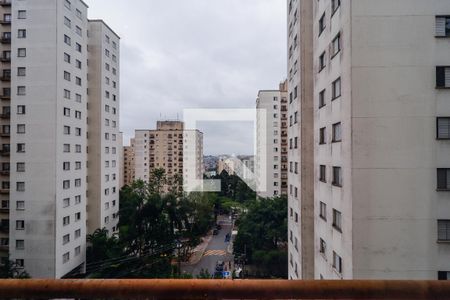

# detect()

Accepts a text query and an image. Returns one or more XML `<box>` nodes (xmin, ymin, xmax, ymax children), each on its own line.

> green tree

<box><xmin>0</xmin><ymin>259</ymin><xmax>30</xmax><ymax>278</ymax></box>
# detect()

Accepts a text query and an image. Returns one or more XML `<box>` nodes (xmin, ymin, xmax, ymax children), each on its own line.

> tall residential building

<box><xmin>86</xmin><ymin>19</ymin><xmax>120</xmax><ymax>236</ymax></box>
<box><xmin>287</xmin><ymin>0</ymin><xmax>314</xmax><ymax>280</ymax></box>
<box><xmin>289</xmin><ymin>0</ymin><xmax>450</xmax><ymax>280</ymax></box>
<box><xmin>0</xmin><ymin>0</ymin><xmax>120</xmax><ymax>278</ymax></box>
<box><xmin>255</xmin><ymin>82</ymin><xmax>288</xmax><ymax>198</ymax></box>
<box><xmin>123</xmin><ymin>140</ymin><xmax>135</xmax><ymax>186</ymax></box>
<box><xmin>129</xmin><ymin>121</ymin><xmax>203</xmax><ymax>189</ymax></box>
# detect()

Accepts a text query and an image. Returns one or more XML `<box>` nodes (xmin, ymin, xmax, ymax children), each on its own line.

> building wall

<box><xmin>350</xmin><ymin>0</ymin><xmax>450</xmax><ymax>279</ymax></box>
<box><xmin>312</xmin><ymin>0</ymin><xmax>450</xmax><ymax>280</ymax></box>
<box><xmin>9</xmin><ymin>0</ymin><xmax>89</xmax><ymax>278</ymax></box>
<box><xmin>287</xmin><ymin>0</ymin><xmax>315</xmax><ymax>279</ymax></box>
<box><xmin>86</xmin><ymin>19</ymin><xmax>120</xmax><ymax>236</ymax></box>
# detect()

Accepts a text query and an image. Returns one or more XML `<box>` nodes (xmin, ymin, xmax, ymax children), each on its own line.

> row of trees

<box><xmin>85</xmin><ymin>169</ymin><xmax>215</xmax><ymax>278</ymax></box>
<box><xmin>233</xmin><ymin>196</ymin><xmax>288</xmax><ymax>278</ymax></box>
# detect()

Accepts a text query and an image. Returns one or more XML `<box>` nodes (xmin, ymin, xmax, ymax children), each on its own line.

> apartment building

<box><xmin>129</xmin><ymin>121</ymin><xmax>203</xmax><ymax>190</ymax></box>
<box><xmin>123</xmin><ymin>140</ymin><xmax>135</xmax><ymax>186</ymax></box>
<box><xmin>255</xmin><ymin>83</ymin><xmax>288</xmax><ymax>198</ymax></box>
<box><xmin>287</xmin><ymin>0</ymin><xmax>315</xmax><ymax>280</ymax></box>
<box><xmin>86</xmin><ymin>20</ymin><xmax>120</xmax><ymax>236</ymax></box>
<box><xmin>289</xmin><ymin>0</ymin><xmax>450</xmax><ymax>280</ymax></box>
<box><xmin>0</xmin><ymin>0</ymin><xmax>120</xmax><ymax>278</ymax></box>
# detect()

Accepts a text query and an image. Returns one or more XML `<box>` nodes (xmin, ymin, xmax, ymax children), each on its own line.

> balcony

<box><xmin>0</xmin><ymin>188</ymin><xmax>8</xmax><ymax>194</ymax></box>
<box><xmin>0</xmin><ymin>37</ymin><xmax>10</xmax><ymax>44</ymax></box>
<box><xmin>0</xmin><ymin>56</ymin><xmax>10</xmax><ymax>63</ymax></box>
<box><xmin>0</xmin><ymin>132</ymin><xmax>9</xmax><ymax>138</ymax></box>
<box><xmin>0</xmin><ymin>245</ymin><xmax>7</xmax><ymax>251</ymax></box>
<box><xmin>0</xmin><ymin>94</ymin><xmax>9</xmax><ymax>101</ymax></box>
<box><xmin>0</xmin><ymin>169</ymin><xmax>9</xmax><ymax>175</ymax></box>
<box><xmin>0</xmin><ymin>0</ymin><xmax>11</xmax><ymax>7</ymax></box>
<box><xmin>0</xmin><ymin>112</ymin><xmax>10</xmax><ymax>119</ymax></box>
<box><xmin>0</xmin><ymin>207</ymin><xmax>7</xmax><ymax>213</ymax></box>
<box><xmin>0</xmin><ymin>280</ymin><xmax>449</xmax><ymax>299</ymax></box>
<box><xmin>0</xmin><ymin>74</ymin><xmax>10</xmax><ymax>82</ymax></box>
<box><xmin>0</xmin><ymin>150</ymin><xmax>9</xmax><ymax>157</ymax></box>
<box><xmin>0</xmin><ymin>225</ymin><xmax>8</xmax><ymax>233</ymax></box>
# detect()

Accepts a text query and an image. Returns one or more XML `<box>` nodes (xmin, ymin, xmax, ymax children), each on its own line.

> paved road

<box><xmin>182</xmin><ymin>216</ymin><xmax>234</xmax><ymax>277</ymax></box>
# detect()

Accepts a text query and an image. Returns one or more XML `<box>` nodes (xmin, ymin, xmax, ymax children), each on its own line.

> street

<box><xmin>182</xmin><ymin>216</ymin><xmax>234</xmax><ymax>277</ymax></box>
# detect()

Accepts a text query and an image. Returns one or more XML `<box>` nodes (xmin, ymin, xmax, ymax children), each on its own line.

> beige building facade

<box><xmin>127</xmin><ymin>121</ymin><xmax>204</xmax><ymax>190</ymax></box>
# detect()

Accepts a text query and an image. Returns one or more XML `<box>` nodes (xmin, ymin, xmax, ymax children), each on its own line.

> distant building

<box><xmin>255</xmin><ymin>81</ymin><xmax>288</xmax><ymax>198</ymax></box>
<box><xmin>123</xmin><ymin>139</ymin><xmax>135</xmax><ymax>186</ymax></box>
<box><xmin>126</xmin><ymin>121</ymin><xmax>203</xmax><ymax>191</ymax></box>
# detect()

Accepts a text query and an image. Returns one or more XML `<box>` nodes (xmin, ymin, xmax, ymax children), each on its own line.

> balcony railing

<box><xmin>0</xmin><ymin>112</ymin><xmax>10</xmax><ymax>119</ymax></box>
<box><xmin>0</xmin><ymin>280</ymin><xmax>449</xmax><ymax>299</ymax></box>
<box><xmin>0</xmin><ymin>150</ymin><xmax>9</xmax><ymax>157</ymax></box>
<box><xmin>0</xmin><ymin>56</ymin><xmax>10</xmax><ymax>63</ymax></box>
<box><xmin>0</xmin><ymin>37</ymin><xmax>10</xmax><ymax>44</ymax></box>
<box><xmin>0</xmin><ymin>74</ymin><xmax>10</xmax><ymax>81</ymax></box>
<box><xmin>0</xmin><ymin>0</ymin><xmax>11</xmax><ymax>6</ymax></box>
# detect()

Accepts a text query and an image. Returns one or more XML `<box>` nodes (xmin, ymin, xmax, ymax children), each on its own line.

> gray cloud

<box><xmin>85</xmin><ymin>0</ymin><xmax>286</xmax><ymax>154</ymax></box>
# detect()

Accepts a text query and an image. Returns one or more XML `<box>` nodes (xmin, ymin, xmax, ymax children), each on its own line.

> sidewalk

<box><xmin>181</xmin><ymin>232</ymin><xmax>213</xmax><ymax>266</ymax></box>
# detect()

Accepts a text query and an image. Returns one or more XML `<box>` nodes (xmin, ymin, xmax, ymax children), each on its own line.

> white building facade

<box><xmin>0</xmin><ymin>0</ymin><xmax>120</xmax><ymax>278</ymax></box>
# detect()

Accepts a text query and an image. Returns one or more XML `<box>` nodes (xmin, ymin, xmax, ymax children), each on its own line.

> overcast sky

<box><xmin>85</xmin><ymin>0</ymin><xmax>287</xmax><ymax>155</ymax></box>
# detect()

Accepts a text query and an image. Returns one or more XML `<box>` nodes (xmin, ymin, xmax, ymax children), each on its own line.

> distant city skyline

<box><xmin>84</xmin><ymin>0</ymin><xmax>287</xmax><ymax>154</ymax></box>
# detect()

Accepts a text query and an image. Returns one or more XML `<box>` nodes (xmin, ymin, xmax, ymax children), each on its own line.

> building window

<box><xmin>75</xmin><ymin>144</ymin><xmax>81</xmax><ymax>153</ymax></box>
<box><xmin>319</xmin><ymin>89</ymin><xmax>325</xmax><ymax>108</ymax></box>
<box><xmin>16</xmin><ymin>220</ymin><xmax>24</xmax><ymax>230</ymax></box>
<box><xmin>75</xmin><ymin>111</ymin><xmax>81</xmax><ymax>119</ymax></box>
<box><xmin>63</xmin><ymin>162</ymin><xmax>70</xmax><ymax>171</ymax></box>
<box><xmin>17</xmin><ymin>124</ymin><xmax>25</xmax><ymax>134</ymax></box>
<box><xmin>16</xmin><ymin>201</ymin><xmax>25</xmax><ymax>210</ymax></box>
<box><xmin>75</xmin><ymin>26</ymin><xmax>82</xmax><ymax>36</ymax></box>
<box><xmin>333</xmin><ymin>251</ymin><xmax>342</xmax><ymax>274</ymax></box>
<box><xmin>63</xmin><ymin>107</ymin><xmax>70</xmax><ymax>117</ymax></box>
<box><xmin>75</xmin><ymin>246</ymin><xmax>81</xmax><ymax>256</ymax></box>
<box><xmin>319</xmin><ymin>165</ymin><xmax>326</xmax><ymax>182</ymax></box>
<box><xmin>319</xmin><ymin>238</ymin><xmax>326</xmax><ymax>254</ymax></box>
<box><xmin>319</xmin><ymin>51</ymin><xmax>326</xmax><ymax>72</ymax></box>
<box><xmin>332</xmin><ymin>166</ymin><xmax>342</xmax><ymax>187</ymax></box>
<box><xmin>64</xmin><ymin>53</ymin><xmax>70</xmax><ymax>63</ymax></box>
<box><xmin>64</xmin><ymin>16</ymin><xmax>71</xmax><ymax>28</ymax></box>
<box><xmin>17</xmin><ymin>105</ymin><xmax>25</xmax><ymax>114</ymax></box>
<box><xmin>331</xmin><ymin>33</ymin><xmax>341</xmax><ymax>58</ymax></box>
<box><xmin>63</xmin><ymin>144</ymin><xmax>70</xmax><ymax>153</ymax></box>
<box><xmin>332</xmin><ymin>209</ymin><xmax>342</xmax><ymax>231</ymax></box>
<box><xmin>438</xmin><ymin>220</ymin><xmax>450</xmax><ymax>242</ymax></box>
<box><xmin>17</xmin><ymin>48</ymin><xmax>26</xmax><ymax>57</ymax></box>
<box><xmin>64</xmin><ymin>71</ymin><xmax>71</xmax><ymax>81</ymax></box>
<box><xmin>75</xmin><ymin>162</ymin><xmax>81</xmax><ymax>170</ymax></box>
<box><xmin>435</xmin><ymin>16</ymin><xmax>450</xmax><ymax>37</ymax></box>
<box><xmin>438</xmin><ymin>271</ymin><xmax>450</xmax><ymax>280</ymax></box>
<box><xmin>76</xmin><ymin>43</ymin><xmax>82</xmax><ymax>53</ymax></box>
<box><xmin>16</xmin><ymin>144</ymin><xmax>25</xmax><ymax>153</ymax></box>
<box><xmin>63</xmin><ymin>234</ymin><xmax>70</xmax><ymax>245</ymax></box>
<box><xmin>63</xmin><ymin>180</ymin><xmax>70</xmax><ymax>189</ymax></box>
<box><xmin>76</xmin><ymin>59</ymin><xmax>81</xmax><ymax>69</ymax></box>
<box><xmin>75</xmin><ymin>179</ymin><xmax>81</xmax><ymax>187</ymax></box>
<box><xmin>64</xmin><ymin>89</ymin><xmax>71</xmax><ymax>99</ymax></box>
<box><xmin>437</xmin><ymin>117</ymin><xmax>450</xmax><ymax>139</ymax></box>
<box><xmin>75</xmin><ymin>77</ymin><xmax>81</xmax><ymax>86</ymax></box>
<box><xmin>63</xmin><ymin>216</ymin><xmax>70</xmax><ymax>226</ymax></box>
<box><xmin>437</xmin><ymin>169</ymin><xmax>450</xmax><ymax>190</ymax></box>
<box><xmin>76</xmin><ymin>9</ymin><xmax>82</xmax><ymax>19</ymax></box>
<box><xmin>319</xmin><ymin>127</ymin><xmax>326</xmax><ymax>144</ymax></box>
<box><xmin>332</xmin><ymin>122</ymin><xmax>342</xmax><ymax>142</ymax></box>
<box><xmin>75</xmin><ymin>195</ymin><xmax>81</xmax><ymax>204</ymax></box>
<box><xmin>64</xmin><ymin>126</ymin><xmax>70</xmax><ymax>135</ymax></box>
<box><xmin>63</xmin><ymin>252</ymin><xmax>70</xmax><ymax>264</ymax></box>
<box><xmin>63</xmin><ymin>198</ymin><xmax>70</xmax><ymax>208</ymax></box>
<box><xmin>18</xmin><ymin>10</ymin><xmax>27</xmax><ymax>19</ymax></box>
<box><xmin>16</xmin><ymin>240</ymin><xmax>24</xmax><ymax>250</ymax></box>
<box><xmin>17</xmin><ymin>86</ymin><xmax>26</xmax><ymax>96</ymax></box>
<box><xmin>319</xmin><ymin>13</ymin><xmax>326</xmax><ymax>36</ymax></box>
<box><xmin>75</xmin><ymin>212</ymin><xmax>81</xmax><ymax>221</ymax></box>
<box><xmin>332</xmin><ymin>77</ymin><xmax>341</xmax><ymax>100</ymax></box>
<box><xmin>17</xmin><ymin>67</ymin><xmax>26</xmax><ymax>76</ymax></box>
<box><xmin>319</xmin><ymin>202</ymin><xmax>326</xmax><ymax>220</ymax></box>
<box><xmin>331</xmin><ymin>0</ymin><xmax>341</xmax><ymax>15</ymax></box>
<box><xmin>75</xmin><ymin>229</ymin><xmax>81</xmax><ymax>238</ymax></box>
<box><xmin>75</xmin><ymin>128</ymin><xmax>81</xmax><ymax>136</ymax></box>
<box><xmin>436</xmin><ymin>66</ymin><xmax>450</xmax><ymax>88</ymax></box>
<box><xmin>16</xmin><ymin>162</ymin><xmax>25</xmax><ymax>172</ymax></box>
<box><xmin>64</xmin><ymin>35</ymin><xmax>71</xmax><ymax>46</ymax></box>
